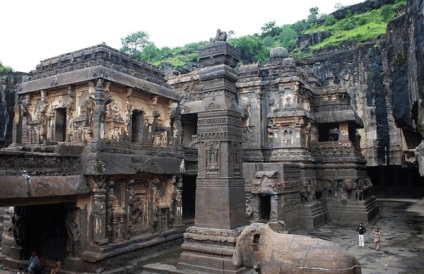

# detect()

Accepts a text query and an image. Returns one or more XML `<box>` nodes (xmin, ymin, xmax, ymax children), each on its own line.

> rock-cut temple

<box><xmin>0</xmin><ymin>36</ymin><xmax>379</xmax><ymax>273</ymax></box>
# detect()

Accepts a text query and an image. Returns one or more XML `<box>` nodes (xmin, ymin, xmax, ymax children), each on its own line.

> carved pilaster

<box><xmin>92</xmin><ymin>79</ymin><xmax>106</xmax><ymax>142</ymax></box>
<box><xmin>271</xmin><ymin>195</ymin><xmax>279</xmax><ymax>222</ymax></box>
<box><xmin>93</xmin><ymin>189</ymin><xmax>108</xmax><ymax>245</ymax></box>
<box><xmin>66</xmin><ymin>85</ymin><xmax>75</xmax><ymax>142</ymax></box>
<box><xmin>66</xmin><ymin>207</ymin><xmax>81</xmax><ymax>257</ymax></box>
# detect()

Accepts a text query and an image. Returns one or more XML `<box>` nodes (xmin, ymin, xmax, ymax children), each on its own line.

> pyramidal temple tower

<box><xmin>177</xmin><ymin>30</ymin><xmax>248</xmax><ymax>273</ymax></box>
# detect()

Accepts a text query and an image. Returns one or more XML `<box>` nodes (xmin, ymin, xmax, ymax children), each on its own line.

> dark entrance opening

<box><xmin>20</xmin><ymin>203</ymin><xmax>69</xmax><ymax>260</ymax></box>
<box><xmin>260</xmin><ymin>195</ymin><xmax>271</xmax><ymax>221</ymax></box>
<box><xmin>131</xmin><ymin>111</ymin><xmax>145</xmax><ymax>143</ymax></box>
<box><xmin>181</xmin><ymin>113</ymin><xmax>198</xmax><ymax>148</ymax></box>
<box><xmin>318</xmin><ymin>123</ymin><xmax>339</xmax><ymax>142</ymax></box>
<box><xmin>54</xmin><ymin>108</ymin><xmax>66</xmax><ymax>142</ymax></box>
<box><xmin>182</xmin><ymin>175</ymin><xmax>196</xmax><ymax>221</ymax></box>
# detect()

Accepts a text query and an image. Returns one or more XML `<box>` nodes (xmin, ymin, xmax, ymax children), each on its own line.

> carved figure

<box><xmin>206</xmin><ymin>142</ymin><xmax>219</xmax><ymax>171</ymax></box>
<box><xmin>210</xmin><ymin>29</ymin><xmax>227</xmax><ymax>43</ymax></box>
<box><xmin>300</xmin><ymin>180</ymin><xmax>316</xmax><ymax>202</ymax></box>
<box><xmin>233</xmin><ymin>223</ymin><xmax>361</xmax><ymax>274</ymax></box>
<box><xmin>66</xmin><ymin>208</ymin><xmax>81</xmax><ymax>257</ymax></box>
<box><xmin>11</xmin><ymin>211</ymin><xmax>23</xmax><ymax>247</ymax></box>
<box><xmin>128</xmin><ymin>187</ymin><xmax>143</xmax><ymax>223</ymax></box>
<box><xmin>151</xmin><ymin>111</ymin><xmax>166</xmax><ymax>146</ymax></box>
<box><xmin>246</xmin><ymin>198</ymin><xmax>253</xmax><ymax>217</ymax></box>
<box><xmin>357</xmin><ymin>177</ymin><xmax>373</xmax><ymax>193</ymax></box>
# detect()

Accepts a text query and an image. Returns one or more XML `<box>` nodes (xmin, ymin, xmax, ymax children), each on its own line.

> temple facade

<box><xmin>0</xmin><ymin>38</ymin><xmax>378</xmax><ymax>273</ymax></box>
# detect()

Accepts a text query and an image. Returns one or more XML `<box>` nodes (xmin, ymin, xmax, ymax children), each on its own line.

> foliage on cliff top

<box><xmin>300</xmin><ymin>0</ymin><xmax>406</xmax><ymax>55</ymax></box>
<box><xmin>0</xmin><ymin>60</ymin><xmax>13</xmax><ymax>74</ymax></box>
<box><xmin>120</xmin><ymin>0</ymin><xmax>406</xmax><ymax>69</ymax></box>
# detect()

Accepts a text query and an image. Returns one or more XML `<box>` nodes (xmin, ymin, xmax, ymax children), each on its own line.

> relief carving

<box><xmin>205</xmin><ymin>141</ymin><xmax>220</xmax><ymax>173</ymax></box>
<box><xmin>11</xmin><ymin>207</ymin><xmax>23</xmax><ymax>247</ymax></box>
<box><xmin>151</xmin><ymin>111</ymin><xmax>167</xmax><ymax>147</ymax></box>
<box><xmin>66</xmin><ymin>208</ymin><xmax>81</xmax><ymax>257</ymax></box>
<box><xmin>300</xmin><ymin>179</ymin><xmax>317</xmax><ymax>203</ymax></box>
<box><xmin>251</xmin><ymin>171</ymin><xmax>279</xmax><ymax>194</ymax></box>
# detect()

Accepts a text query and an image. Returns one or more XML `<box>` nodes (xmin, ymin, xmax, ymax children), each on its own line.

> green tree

<box><xmin>324</xmin><ymin>15</ymin><xmax>337</xmax><ymax>26</ymax></box>
<box><xmin>120</xmin><ymin>31</ymin><xmax>150</xmax><ymax>57</ymax></box>
<box><xmin>261</xmin><ymin>21</ymin><xmax>281</xmax><ymax>37</ymax></box>
<box><xmin>139</xmin><ymin>43</ymin><xmax>161</xmax><ymax>62</ymax></box>
<box><xmin>380</xmin><ymin>5</ymin><xmax>393</xmax><ymax>22</ymax></box>
<box><xmin>278</xmin><ymin>25</ymin><xmax>298</xmax><ymax>50</ymax></box>
<box><xmin>307</xmin><ymin>7</ymin><xmax>319</xmax><ymax>26</ymax></box>
<box><xmin>293</xmin><ymin>20</ymin><xmax>308</xmax><ymax>34</ymax></box>
<box><xmin>229</xmin><ymin>35</ymin><xmax>268</xmax><ymax>63</ymax></box>
<box><xmin>263</xmin><ymin>36</ymin><xmax>276</xmax><ymax>47</ymax></box>
<box><xmin>0</xmin><ymin>60</ymin><xmax>12</xmax><ymax>73</ymax></box>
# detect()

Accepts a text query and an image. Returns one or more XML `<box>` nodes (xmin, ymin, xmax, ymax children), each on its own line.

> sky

<box><xmin>1</xmin><ymin>0</ymin><xmax>363</xmax><ymax>72</ymax></box>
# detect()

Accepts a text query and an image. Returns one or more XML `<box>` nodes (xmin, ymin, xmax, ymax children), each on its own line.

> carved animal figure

<box><xmin>233</xmin><ymin>223</ymin><xmax>361</xmax><ymax>274</ymax></box>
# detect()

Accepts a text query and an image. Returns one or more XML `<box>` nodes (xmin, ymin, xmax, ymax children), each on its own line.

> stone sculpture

<box><xmin>233</xmin><ymin>223</ymin><xmax>361</xmax><ymax>274</ymax></box>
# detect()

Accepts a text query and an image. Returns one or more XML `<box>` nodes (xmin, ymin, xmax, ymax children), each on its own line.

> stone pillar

<box><xmin>92</xmin><ymin>79</ymin><xmax>107</xmax><ymax>142</ymax></box>
<box><xmin>271</xmin><ymin>194</ymin><xmax>279</xmax><ymax>222</ymax></box>
<box><xmin>172</xmin><ymin>176</ymin><xmax>184</xmax><ymax>227</ymax></box>
<box><xmin>93</xmin><ymin>189</ymin><xmax>108</xmax><ymax>245</ymax></box>
<box><xmin>252</xmin><ymin>195</ymin><xmax>260</xmax><ymax>222</ymax></box>
<box><xmin>178</xmin><ymin>36</ymin><xmax>247</xmax><ymax>274</ymax></box>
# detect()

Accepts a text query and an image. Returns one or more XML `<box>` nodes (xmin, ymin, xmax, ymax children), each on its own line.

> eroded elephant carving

<box><xmin>300</xmin><ymin>179</ymin><xmax>316</xmax><ymax>202</ymax></box>
<box><xmin>233</xmin><ymin>223</ymin><xmax>361</xmax><ymax>274</ymax></box>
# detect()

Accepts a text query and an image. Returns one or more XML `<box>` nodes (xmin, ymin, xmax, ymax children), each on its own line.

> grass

<box><xmin>297</xmin><ymin>1</ymin><xmax>406</xmax><ymax>55</ymax></box>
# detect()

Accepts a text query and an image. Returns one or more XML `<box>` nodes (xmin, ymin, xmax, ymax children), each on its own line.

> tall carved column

<box><xmin>92</xmin><ymin>79</ymin><xmax>107</xmax><ymax>142</ymax></box>
<box><xmin>270</xmin><ymin>195</ymin><xmax>279</xmax><ymax>222</ymax></box>
<box><xmin>178</xmin><ymin>33</ymin><xmax>247</xmax><ymax>274</ymax></box>
<box><xmin>93</xmin><ymin>189</ymin><xmax>108</xmax><ymax>245</ymax></box>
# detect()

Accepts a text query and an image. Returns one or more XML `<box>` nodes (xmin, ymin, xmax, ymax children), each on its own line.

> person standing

<box><xmin>17</xmin><ymin>266</ymin><xmax>25</xmax><ymax>274</ymax></box>
<box><xmin>373</xmin><ymin>228</ymin><xmax>381</xmax><ymax>250</ymax></box>
<box><xmin>357</xmin><ymin>223</ymin><xmax>366</xmax><ymax>247</ymax></box>
<box><xmin>27</xmin><ymin>251</ymin><xmax>39</xmax><ymax>274</ymax></box>
<box><xmin>50</xmin><ymin>257</ymin><xmax>62</xmax><ymax>274</ymax></box>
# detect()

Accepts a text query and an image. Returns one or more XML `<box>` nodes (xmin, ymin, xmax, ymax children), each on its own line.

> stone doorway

<box><xmin>182</xmin><ymin>175</ymin><xmax>196</xmax><ymax>221</ymax></box>
<box><xmin>19</xmin><ymin>203</ymin><xmax>69</xmax><ymax>261</ymax></box>
<box><xmin>54</xmin><ymin>108</ymin><xmax>66</xmax><ymax>142</ymax></box>
<box><xmin>131</xmin><ymin>110</ymin><xmax>145</xmax><ymax>143</ymax></box>
<box><xmin>260</xmin><ymin>194</ymin><xmax>271</xmax><ymax>221</ymax></box>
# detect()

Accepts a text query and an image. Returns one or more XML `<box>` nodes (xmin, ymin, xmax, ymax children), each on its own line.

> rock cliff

<box><xmin>0</xmin><ymin>72</ymin><xmax>28</xmax><ymax>148</ymax></box>
<box><xmin>299</xmin><ymin>0</ymin><xmax>424</xmax><ymax>170</ymax></box>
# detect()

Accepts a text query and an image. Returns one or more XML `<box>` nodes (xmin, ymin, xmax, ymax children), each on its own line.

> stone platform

<box><xmin>326</xmin><ymin>196</ymin><xmax>380</xmax><ymax>223</ymax></box>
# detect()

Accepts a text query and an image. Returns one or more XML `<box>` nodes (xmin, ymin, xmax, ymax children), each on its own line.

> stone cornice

<box><xmin>18</xmin><ymin>65</ymin><xmax>179</xmax><ymax>101</ymax></box>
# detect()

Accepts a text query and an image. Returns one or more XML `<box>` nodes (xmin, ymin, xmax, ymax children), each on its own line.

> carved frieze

<box><xmin>197</xmin><ymin>178</ymin><xmax>245</xmax><ymax>188</ymax></box>
<box><xmin>281</xmin><ymin>192</ymin><xmax>301</xmax><ymax>211</ymax></box>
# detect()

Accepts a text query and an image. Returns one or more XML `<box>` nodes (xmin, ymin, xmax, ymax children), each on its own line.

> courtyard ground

<box><xmin>136</xmin><ymin>199</ymin><xmax>424</xmax><ymax>274</ymax></box>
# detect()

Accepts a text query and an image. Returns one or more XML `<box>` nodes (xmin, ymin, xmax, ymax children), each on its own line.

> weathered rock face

<box><xmin>299</xmin><ymin>41</ymin><xmax>401</xmax><ymax>167</ymax></box>
<box><xmin>300</xmin><ymin>0</ymin><xmax>424</xmax><ymax>174</ymax></box>
<box><xmin>296</xmin><ymin>31</ymin><xmax>332</xmax><ymax>52</ymax></box>
<box><xmin>331</xmin><ymin>0</ymin><xmax>395</xmax><ymax>20</ymax></box>
<box><xmin>387</xmin><ymin>0</ymin><xmax>424</xmax><ymax>133</ymax></box>
<box><xmin>386</xmin><ymin>0</ymin><xmax>424</xmax><ymax>173</ymax></box>
<box><xmin>0</xmin><ymin>73</ymin><xmax>29</xmax><ymax>148</ymax></box>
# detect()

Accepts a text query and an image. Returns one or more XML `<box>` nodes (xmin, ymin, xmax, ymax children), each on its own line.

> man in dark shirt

<box><xmin>357</xmin><ymin>223</ymin><xmax>366</xmax><ymax>247</ymax></box>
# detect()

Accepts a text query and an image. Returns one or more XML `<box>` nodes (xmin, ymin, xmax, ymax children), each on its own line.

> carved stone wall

<box><xmin>15</xmin><ymin>80</ymin><xmax>174</xmax><ymax>147</ymax></box>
